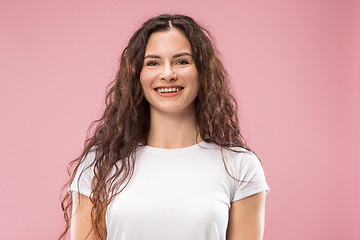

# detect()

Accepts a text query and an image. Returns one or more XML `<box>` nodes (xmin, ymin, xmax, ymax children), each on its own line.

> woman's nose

<box><xmin>159</xmin><ymin>65</ymin><xmax>177</xmax><ymax>81</ymax></box>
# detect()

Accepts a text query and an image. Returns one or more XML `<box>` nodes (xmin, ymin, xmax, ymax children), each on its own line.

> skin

<box><xmin>139</xmin><ymin>28</ymin><xmax>202</xmax><ymax>148</ymax></box>
<box><xmin>226</xmin><ymin>191</ymin><xmax>267</xmax><ymax>240</ymax></box>
<box><xmin>71</xmin><ymin>193</ymin><xmax>97</xmax><ymax>240</ymax></box>
<box><xmin>71</xmin><ymin>27</ymin><xmax>267</xmax><ymax>240</ymax></box>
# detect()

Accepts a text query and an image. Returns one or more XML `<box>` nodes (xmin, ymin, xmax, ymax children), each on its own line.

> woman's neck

<box><xmin>146</xmin><ymin>106</ymin><xmax>202</xmax><ymax>149</ymax></box>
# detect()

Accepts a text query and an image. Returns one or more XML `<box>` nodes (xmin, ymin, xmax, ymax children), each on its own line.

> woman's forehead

<box><xmin>145</xmin><ymin>29</ymin><xmax>192</xmax><ymax>56</ymax></box>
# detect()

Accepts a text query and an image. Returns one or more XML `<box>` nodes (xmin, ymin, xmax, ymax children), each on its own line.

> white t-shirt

<box><xmin>68</xmin><ymin>141</ymin><xmax>270</xmax><ymax>240</ymax></box>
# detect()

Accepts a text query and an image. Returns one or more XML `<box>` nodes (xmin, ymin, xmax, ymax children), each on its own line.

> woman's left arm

<box><xmin>226</xmin><ymin>191</ymin><xmax>267</xmax><ymax>240</ymax></box>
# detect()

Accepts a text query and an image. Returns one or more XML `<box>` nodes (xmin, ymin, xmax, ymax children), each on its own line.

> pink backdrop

<box><xmin>1</xmin><ymin>0</ymin><xmax>359</xmax><ymax>239</ymax></box>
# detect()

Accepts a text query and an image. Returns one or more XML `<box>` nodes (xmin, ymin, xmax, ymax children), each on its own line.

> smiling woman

<box><xmin>60</xmin><ymin>14</ymin><xmax>270</xmax><ymax>240</ymax></box>
<box><xmin>140</xmin><ymin>28</ymin><xmax>199</xmax><ymax>116</ymax></box>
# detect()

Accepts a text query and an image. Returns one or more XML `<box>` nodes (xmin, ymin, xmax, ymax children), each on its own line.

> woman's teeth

<box><xmin>156</xmin><ymin>87</ymin><xmax>182</xmax><ymax>93</ymax></box>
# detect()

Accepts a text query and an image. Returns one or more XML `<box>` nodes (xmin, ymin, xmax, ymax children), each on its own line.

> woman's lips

<box><xmin>153</xmin><ymin>88</ymin><xmax>184</xmax><ymax>97</ymax></box>
<box><xmin>154</xmin><ymin>86</ymin><xmax>184</xmax><ymax>91</ymax></box>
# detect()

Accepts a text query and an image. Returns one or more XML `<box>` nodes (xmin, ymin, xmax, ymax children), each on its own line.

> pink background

<box><xmin>1</xmin><ymin>0</ymin><xmax>359</xmax><ymax>239</ymax></box>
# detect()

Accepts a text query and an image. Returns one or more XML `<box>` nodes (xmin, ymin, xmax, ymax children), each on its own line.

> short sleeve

<box><xmin>67</xmin><ymin>148</ymin><xmax>96</xmax><ymax>198</ymax></box>
<box><xmin>231</xmin><ymin>151</ymin><xmax>270</xmax><ymax>202</ymax></box>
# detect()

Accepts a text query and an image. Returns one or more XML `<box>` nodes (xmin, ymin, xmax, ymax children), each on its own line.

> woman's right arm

<box><xmin>71</xmin><ymin>192</ymin><xmax>97</xmax><ymax>240</ymax></box>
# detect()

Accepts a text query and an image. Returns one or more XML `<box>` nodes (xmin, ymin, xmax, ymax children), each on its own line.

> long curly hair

<box><xmin>59</xmin><ymin>13</ymin><xmax>258</xmax><ymax>240</ymax></box>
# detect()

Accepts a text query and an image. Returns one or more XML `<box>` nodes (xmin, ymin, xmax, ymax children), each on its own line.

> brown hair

<box><xmin>59</xmin><ymin>13</ymin><xmax>257</xmax><ymax>239</ymax></box>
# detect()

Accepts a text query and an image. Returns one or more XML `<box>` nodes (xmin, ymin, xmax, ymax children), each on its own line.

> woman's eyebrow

<box><xmin>173</xmin><ymin>52</ymin><xmax>192</xmax><ymax>58</ymax></box>
<box><xmin>144</xmin><ymin>52</ymin><xmax>193</xmax><ymax>59</ymax></box>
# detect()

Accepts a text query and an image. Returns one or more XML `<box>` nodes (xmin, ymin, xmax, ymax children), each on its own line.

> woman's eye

<box><xmin>146</xmin><ymin>61</ymin><xmax>159</xmax><ymax>66</ymax></box>
<box><xmin>176</xmin><ymin>60</ymin><xmax>189</xmax><ymax>65</ymax></box>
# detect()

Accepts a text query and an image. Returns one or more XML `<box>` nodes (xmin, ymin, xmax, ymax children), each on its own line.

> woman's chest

<box><xmin>105</xmin><ymin>152</ymin><xmax>234</xmax><ymax>239</ymax></box>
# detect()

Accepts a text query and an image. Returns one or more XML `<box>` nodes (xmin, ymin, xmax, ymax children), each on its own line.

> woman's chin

<box><xmin>150</xmin><ymin>104</ymin><xmax>195</xmax><ymax>116</ymax></box>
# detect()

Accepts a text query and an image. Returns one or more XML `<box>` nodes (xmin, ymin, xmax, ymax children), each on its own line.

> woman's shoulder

<box><xmin>197</xmin><ymin>141</ymin><xmax>260</xmax><ymax>166</ymax></box>
<box><xmin>212</xmin><ymin>143</ymin><xmax>260</xmax><ymax>166</ymax></box>
<box><xmin>77</xmin><ymin>146</ymin><xmax>98</xmax><ymax>169</ymax></box>
<box><xmin>203</xmin><ymin>141</ymin><xmax>254</xmax><ymax>155</ymax></box>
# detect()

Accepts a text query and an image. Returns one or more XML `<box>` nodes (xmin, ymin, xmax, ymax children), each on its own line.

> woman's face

<box><xmin>140</xmin><ymin>28</ymin><xmax>199</xmax><ymax>115</ymax></box>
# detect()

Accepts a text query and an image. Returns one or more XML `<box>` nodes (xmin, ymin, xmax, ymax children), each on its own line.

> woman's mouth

<box><xmin>155</xmin><ymin>87</ymin><xmax>183</xmax><ymax>93</ymax></box>
<box><xmin>154</xmin><ymin>87</ymin><xmax>184</xmax><ymax>97</ymax></box>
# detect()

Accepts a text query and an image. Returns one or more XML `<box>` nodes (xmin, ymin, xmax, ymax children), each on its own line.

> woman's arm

<box><xmin>71</xmin><ymin>192</ymin><xmax>97</xmax><ymax>240</ymax></box>
<box><xmin>226</xmin><ymin>191</ymin><xmax>267</xmax><ymax>240</ymax></box>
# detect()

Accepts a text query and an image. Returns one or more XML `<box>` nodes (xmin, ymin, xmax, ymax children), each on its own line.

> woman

<box><xmin>60</xmin><ymin>14</ymin><xmax>270</xmax><ymax>240</ymax></box>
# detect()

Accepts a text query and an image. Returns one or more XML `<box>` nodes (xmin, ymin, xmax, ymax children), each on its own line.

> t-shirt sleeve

<box><xmin>231</xmin><ymin>151</ymin><xmax>270</xmax><ymax>202</ymax></box>
<box><xmin>67</xmin><ymin>148</ymin><xmax>96</xmax><ymax>198</ymax></box>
